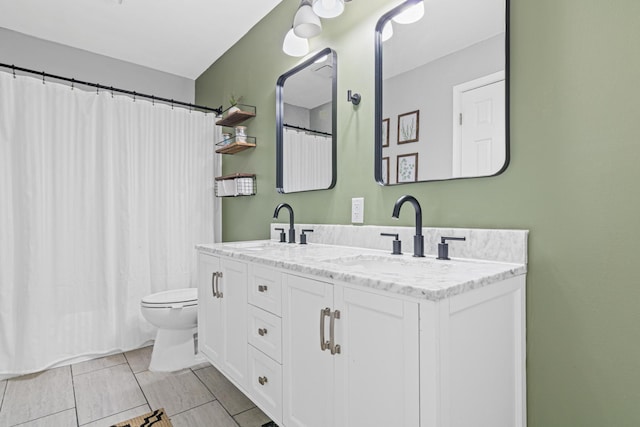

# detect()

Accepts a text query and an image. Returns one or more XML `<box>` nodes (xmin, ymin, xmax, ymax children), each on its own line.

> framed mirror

<box><xmin>276</xmin><ymin>48</ymin><xmax>337</xmax><ymax>193</ymax></box>
<box><xmin>375</xmin><ymin>0</ymin><xmax>509</xmax><ymax>185</ymax></box>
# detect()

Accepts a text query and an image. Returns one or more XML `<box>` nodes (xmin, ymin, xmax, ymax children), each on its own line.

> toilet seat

<box><xmin>141</xmin><ymin>288</ymin><xmax>198</xmax><ymax>309</ymax></box>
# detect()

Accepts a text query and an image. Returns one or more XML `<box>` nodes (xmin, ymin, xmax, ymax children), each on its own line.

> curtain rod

<box><xmin>284</xmin><ymin>123</ymin><xmax>332</xmax><ymax>137</ymax></box>
<box><xmin>0</xmin><ymin>63</ymin><xmax>223</xmax><ymax>115</ymax></box>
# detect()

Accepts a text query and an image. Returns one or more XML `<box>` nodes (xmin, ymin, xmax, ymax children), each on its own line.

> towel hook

<box><xmin>110</xmin><ymin>86</ymin><xmax>114</xmax><ymax>98</ymax></box>
<box><xmin>71</xmin><ymin>78</ymin><xmax>75</xmax><ymax>90</ymax></box>
<box><xmin>152</xmin><ymin>95</ymin><xmax>155</xmax><ymax>106</ymax></box>
<box><xmin>133</xmin><ymin>91</ymin><xmax>137</xmax><ymax>102</ymax></box>
<box><xmin>347</xmin><ymin>90</ymin><xmax>361</xmax><ymax>106</ymax></box>
<box><xmin>12</xmin><ymin>64</ymin><xmax>16</xmax><ymax>79</ymax></box>
<box><xmin>42</xmin><ymin>71</ymin><xmax>45</xmax><ymax>85</ymax></box>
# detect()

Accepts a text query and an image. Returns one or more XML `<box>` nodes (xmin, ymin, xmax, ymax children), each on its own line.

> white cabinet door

<box><xmin>197</xmin><ymin>253</ymin><xmax>223</xmax><ymax>365</ymax></box>
<box><xmin>197</xmin><ymin>254</ymin><xmax>248</xmax><ymax>388</ymax></box>
<box><xmin>334</xmin><ymin>286</ymin><xmax>420</xmax><ymax>427</ymax></box>
<box><xmin>282</xmin><ymin>274</ymin><xmax>334</xmax><ymax>427</ymax></box>
<box><xmin>219</xmin><ymin>258</ymin><xmax>248</xmax><ymax>388</ymax></box>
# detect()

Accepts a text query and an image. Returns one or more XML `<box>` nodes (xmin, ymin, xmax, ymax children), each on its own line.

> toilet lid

<box><xmin>141</xmin><ymin>288</ymin><xmax>198</xmax><ymax>307</ymax></box>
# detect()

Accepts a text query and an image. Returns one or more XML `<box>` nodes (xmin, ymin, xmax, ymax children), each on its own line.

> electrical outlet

<box><xmin>351</xmin><ymin>197</ymin><xmax>364</xmax><ymax>223</ymax></box>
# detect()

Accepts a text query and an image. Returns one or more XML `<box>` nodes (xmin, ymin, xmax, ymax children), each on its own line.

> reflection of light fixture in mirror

<box><xmin>312</xmin><ymin>0</ymin><xmax>345</xmax><ymax>19</ymax></box>
<box><xmin>294</xmin><ymin>0</ymin><xmax>322</xmax><ymax>38</ymax></box>
<box><xmin>382</xmin><ymin>21</ymin><xmax>393</xmax><ymax>41</ymax></box>
<box><xmin>283</xmin><ymin>28</ymin><xmax>310</xmax><ymax>57</ymax></box>
<box><xmin>392</xmin><ymin>0</ymin><xmax>424</xmax><ymax>25</ymax></box>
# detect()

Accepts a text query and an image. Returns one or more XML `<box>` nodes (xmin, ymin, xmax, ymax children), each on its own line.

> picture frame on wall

<box><xmin>382</xmin><ymin>157</ymin><xmax>389</xmax><ymax>184</ymax></box>
<box><xmin>397</xmin><ymin>110</ymin><xmax>419</xmax><ymax>144</ymax></box>
<box><xmin>397</xmin><ymin>153</ymin><xmax>418</xmax><ymax>183</ymax></box>
<box><xmin>382</xmin><ymin>118</ymin><xmax>390</xmax><ymax>147</ymax></box>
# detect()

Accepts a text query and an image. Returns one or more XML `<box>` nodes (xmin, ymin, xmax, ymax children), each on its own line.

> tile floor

<box><xmin>0</xmin><ymin>346</ymin><xmax>273</xmax><ymax>427</ymax></box>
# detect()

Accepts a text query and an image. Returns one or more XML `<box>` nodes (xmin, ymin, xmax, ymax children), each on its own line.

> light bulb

<box><xmin>392</xmin><ymin>1</ymin><xmax>424</xmax><ymax>25</ymax></box>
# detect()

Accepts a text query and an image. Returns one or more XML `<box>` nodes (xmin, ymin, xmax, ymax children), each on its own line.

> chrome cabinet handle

<box><xmin>258</xmin><ymin>328</ymin><xmax>268</xmax><ymax>336</ymax></box>
<box><xmin>216</xmin><ymin>272</ymin><xmax>224</xmax><ymax>298</ymax></box>
<box><xmin>211</xmin><ymin>272</ymin><xmax>217</xmax><ymax>297</ymax></box>
<box><xmin>258</xmin><ymin>285</ymin><xmax>268</xmax><ymax>293</ymax></box>
<box><xmin>320</xmin><ymin>307</ymin><xmax>331</xmax><ymax>351</ymax></box>
<box><xmin>330</xmin><ymin>310</ymin><xmax>341</xmax><ymax>355</ymax></box>
<box><xmin>258</xmin><ymin>376</ymin><xmax>268</xmax><ymax>385</ymax></box>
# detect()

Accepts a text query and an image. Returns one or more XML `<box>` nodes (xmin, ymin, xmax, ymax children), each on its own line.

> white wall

<box><xmin>382</xmin><ymin>34</ymin><xmax>504</xmax><ymax>182</ymax></box>
<box><xmin>0</xmin><ymin>27</ymin><xmax>195</xmax><ymax>102</ymax></box>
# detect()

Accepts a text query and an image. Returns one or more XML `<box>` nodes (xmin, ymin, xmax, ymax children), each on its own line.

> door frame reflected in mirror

<box><xmin>276</xmin><ymin>47</ymin><xmax>338</xmax><ymax>194</ymax></box>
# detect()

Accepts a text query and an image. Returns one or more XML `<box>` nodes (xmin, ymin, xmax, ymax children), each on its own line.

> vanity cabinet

<box><xmin>197</xmin><ymin>249</ymin><xmax>526</xmax><ymax>427</ymax></box>
<box><xmin>282</xmin><ymin>273</ymin><xmax>420</xmax><ymax>427</ymax></box>
<box><xmin>197</xmin><ymin>253</ymin><xmax>248</xmax><ymax>388</ymax></box>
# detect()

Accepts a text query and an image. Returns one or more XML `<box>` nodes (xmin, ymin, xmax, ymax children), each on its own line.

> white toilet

<box><xmin>140</xmin><ymin>288</ymin><xmax>199</xmax><ymax>372</ymax></box>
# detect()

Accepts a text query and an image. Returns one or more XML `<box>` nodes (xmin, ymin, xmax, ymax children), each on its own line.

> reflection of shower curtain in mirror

<box><xmin>283</xmin><ymin>128</ymin><xmax>332</xmax><ymax>192</ymax></box>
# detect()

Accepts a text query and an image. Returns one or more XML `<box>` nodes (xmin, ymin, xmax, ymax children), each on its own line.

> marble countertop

<box><xmin>196</xmin><ymin>240</ymin><xmax>526</xmax><ymax>301</ymax></box>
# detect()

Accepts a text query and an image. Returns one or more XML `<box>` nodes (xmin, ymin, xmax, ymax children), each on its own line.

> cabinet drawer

<box><xmin>248</xmin><ymin>265</ymin><xmax>282</xmax><ymax>315</ymax></box>
<box><xmin>248</xmin><ymin>345</ymin><xmax>282</xmax><ymax>422</ymax></box>
<box><xmin>248</xmin><ymin>305</ymin><xmax>283</xmax><ymax>363</ymax></box>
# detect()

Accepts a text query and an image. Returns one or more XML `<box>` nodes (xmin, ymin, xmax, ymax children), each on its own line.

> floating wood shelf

<box><xmin>215</xmin><ymin>135</ymin><xmax>257</xmax><ymax>154</ymax></box>
<box><xmin>215</xmin><ymin>104</ymin><xmax>256</xmax><ymax>127</ymax></box>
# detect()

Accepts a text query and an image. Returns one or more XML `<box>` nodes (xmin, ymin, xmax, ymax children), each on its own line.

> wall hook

<box><xmin>42</xmin><ymin>71</ymin><xmax>45</xmax><ymax>85</ymax></box>
<box><xmin>71</xmin><ymin>78</ymin><xmax>75</xmax><ymax>90</ymax></box>
<box><xmin>12</xmin><ymin>64</ymin><xmax>16</xmax><ymax>79</ymax></box>
<box><xmin>347</xmin><ymin>90</ymin><xmax>361</xmax><ymax>106</ymax></box>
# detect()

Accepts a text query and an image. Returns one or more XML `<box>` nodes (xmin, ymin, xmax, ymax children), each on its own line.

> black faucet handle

<box><xmin>300</xmin><ymin>229</ymin><xmax>314</xmax><ymax>245</ymax></box>
<box><xmin>380</xmin><ymin>233</ymin><xmax>402</xmax><ymax>255</ymax></box>
<box><xmin>437</xmin><ymin>236</ymin><xmax>466</xmax><ymax>260</ymax></box>
<box><xmin>275</xmin><ymin>227</ymin><xmax>286</xmax><ymax>243</ymax></box>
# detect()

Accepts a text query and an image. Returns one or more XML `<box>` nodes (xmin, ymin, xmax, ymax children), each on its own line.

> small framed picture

<box><xmin>397</xmin><ymin>153</ymin><xmax>418</xmax><ymax>183</ymax></box>
<box><xmin>382</xmin><ymin>157</ymin><xmax>389</xmax><ymax>184</ymax></box>
<box><xmin>397</xmin><ymin>110</ymin><xmax>419</xmax><ymax>144</ymax></box>
<box><xmin>382</xmin><ymin>118</ymin><xmax>390</xmax><ymax>147</ymax></box>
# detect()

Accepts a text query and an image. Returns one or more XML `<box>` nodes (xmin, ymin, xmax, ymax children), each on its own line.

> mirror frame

<box><xmin>374</xmin><ymin>0</ymin><xmax>511</xmax><ymax>185</ymax></box>
<box><xmin>276</xmin><ymin>47</ymin><xmax>338</xmax><ymax>194</ymax></box>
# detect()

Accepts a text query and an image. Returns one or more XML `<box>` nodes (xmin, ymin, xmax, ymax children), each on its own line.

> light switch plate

<box><xmin>352</xmin><ymin>197</ymin><xmax>364</xmax><ymax>223</ymax></box>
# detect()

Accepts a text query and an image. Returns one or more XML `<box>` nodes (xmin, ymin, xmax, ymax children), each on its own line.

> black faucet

<box><xmin>391</xmin><ymin>195</ymin><xmax>424</xmax><ymax>257</ymax></box>
<box><xmin>273</xmin><ymin>203</ymin><xmax>295</xmax><ymax>243</ymax></box>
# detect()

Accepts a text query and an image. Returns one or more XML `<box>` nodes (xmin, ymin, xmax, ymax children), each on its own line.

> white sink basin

<box><xmin>319</xmin><ymin>254</ymin><xmax>454</xmax><ymax>276</ymax></box>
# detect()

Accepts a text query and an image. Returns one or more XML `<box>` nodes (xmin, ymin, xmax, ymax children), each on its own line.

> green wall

<box><xmin>196</xmin><ymin>0</ymin><xmax>640</xmax><ymax>424</ymax></box>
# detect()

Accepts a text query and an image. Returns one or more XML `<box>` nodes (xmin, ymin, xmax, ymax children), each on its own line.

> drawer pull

<box><xmin>258</xmin><ymin>376</ymin><xmax>268</xmax><ymax>385</ymax></box>
<box><xmin>258</xmin><ymin>285</ymin><xmax>268</xmax><ymax>293</ymax></box>
<box><xmin>258</xmin><ymin>328</ymin><xmax>268</xmax><ymax>336</ymax></box>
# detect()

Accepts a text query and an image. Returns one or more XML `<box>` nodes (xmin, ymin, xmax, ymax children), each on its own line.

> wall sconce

<box><xmin>294</xmin><ymin>0</ymin><xmax>322</xmax><ymax>38</ymax></box>
<box><xmin>312</xmin><ymin>0</ymin><xmax>345</xmax><ymax>19</ymax></box>
<box><xmin>283</xmin><ymin>27</ymin><xmax>310</xmax><ymax>57</ymax></box>
<box><xmin>283</xmin><ymin>0</ymin><xmax>353</xmax><ymax>57</ymax></box>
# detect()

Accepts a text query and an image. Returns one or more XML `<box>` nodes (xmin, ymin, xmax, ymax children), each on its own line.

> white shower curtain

<box><xmin>0</xmin><ymin>72</ymin><xmax>216</xmax><ymax>377</ymax></box>
<box><xmin>282</xmin><ymin>128</ymin><xmax>332</xmax><ymax>192</ymax></box>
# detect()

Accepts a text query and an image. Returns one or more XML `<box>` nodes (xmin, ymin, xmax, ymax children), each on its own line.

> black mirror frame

<box><xmin>374</xmin><ymin>0</ymin><xmax>511</xmax><ymax>185</ymax></box>
<box><xmin>276</xmin><ymin>47</ymin><xmax>338</xmax><ymax>194</ymax></box>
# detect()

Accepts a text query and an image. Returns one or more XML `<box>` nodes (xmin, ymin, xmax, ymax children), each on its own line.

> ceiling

<box><xmin>0</xmin><ymin>0</ymin><xmax>283</xmax><ymax>80</ymax></box>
